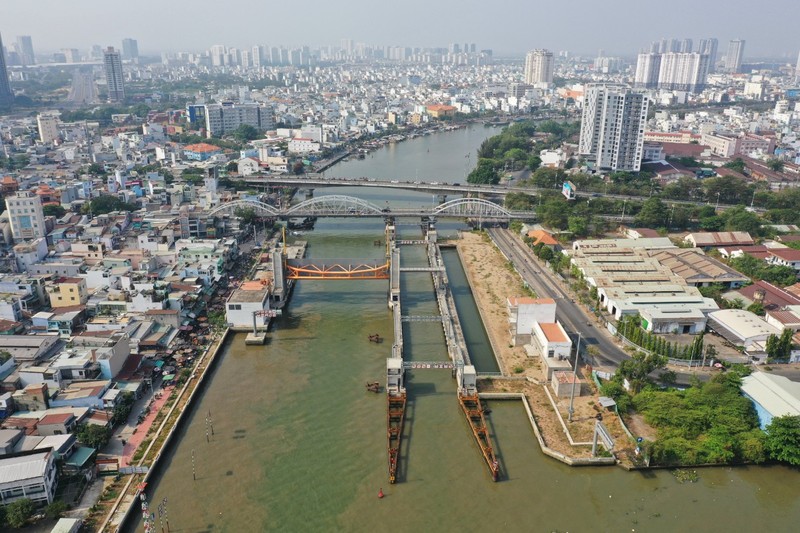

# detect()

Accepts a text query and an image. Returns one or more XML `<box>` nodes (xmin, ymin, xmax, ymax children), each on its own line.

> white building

<box><xmin>707</xmin><ymin>309</ymin><xmax>781</xmax><ymax>351</ymax></box>
<box><xmin>204</xmin><ymin>102</ymin><xmax>275</xmax><ymax>138</ymax></box>
<box><xmin>579</xmin><ymin>85</ymin><xmax>649</xmax><ymax>172</ymax></box>
<box><xmin>287</xmin><ymin>138</ymin><xmax>320</xmax><ymax>154</ymax></box>
<box><xmin>531</xmin><ymin>321</ymin><xmax>572</xmax><ymax>373</ymax></box>
<box><xmin>507</xmin><ymin>297</ymin><xmax>556</xmax><ymax>346</ymax></box>
<box><xmin>725</xmin><ymin>39</ymin><xmax>746</xmax><ymax>73</ymax></box>
<box><xmin>225</xmin><ymin>281</ymin><xmax>271</xmax><ymax>329</ymax></box>
<box><xmin>37</xmin><ymin>113</ymin><xmax>60</xmax><ymax>144</ymax></box>
<box><xmin>103</xmin><ymin>47</ymin><xmax>125</xmax><ymax>103</ymax></box>
<box><xmin>6</xmin><ymin>191</ymin><xmax>46</xmax><ymax>241</ymax></box>
<box><xmin>0</xmin><ymin>448</ymin><xmax>58</xmax><ymax>505</ymax></box>
<box><xmin>523</xmin><ymin>49</ymin><xmax>554</xmax><ymax>87</ymax></box>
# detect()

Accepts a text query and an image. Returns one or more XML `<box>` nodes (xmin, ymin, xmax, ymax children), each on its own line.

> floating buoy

<box><xmin>378</xmin><ymin>488</ymin><xmax>384</xmax><ymax>499</ymax></box>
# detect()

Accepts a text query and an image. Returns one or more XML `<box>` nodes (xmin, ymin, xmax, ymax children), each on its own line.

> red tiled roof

<box><xmin>540</xmin><ymin>323</ymin><xmax>568</xmax><ymax>343</ymax></box>
<box><xmin>769</xmin><ymin>248</ymin><xmax>800</xmax><ymax>261</ymax></box>
<box><xmin>39</xmin><ymin>412</ymin><xmax>74</xmax><ymax>425</ymax></box>
<box><xmin>737</xmin><ymin>281</ymin><xmax>800</xmax><ymax>310</ymax></box>
<box><xmin>184</xmin><ymin>143</ymin><xmax>222</xmax><ymax>153</ymax></box>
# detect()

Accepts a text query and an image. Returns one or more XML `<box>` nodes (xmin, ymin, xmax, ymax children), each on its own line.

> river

<box><xmin>129</xmin><ymin>124</ymin><xmax>800</xmax><ymax>532</ymax></box>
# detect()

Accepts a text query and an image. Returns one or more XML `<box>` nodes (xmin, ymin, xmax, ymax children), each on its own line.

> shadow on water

<box><xmin>397</xmin><ymin>394</ymin><xmax>414</xmax><ymax>484</ymax></box>
<box><xmin>482</xmin><ymin>401</ymin><xmax>508</xmax><ymax>481</ymax></box>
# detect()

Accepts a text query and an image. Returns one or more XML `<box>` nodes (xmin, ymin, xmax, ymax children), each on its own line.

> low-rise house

<box><xmin>648</xmin><ymin>249</ymin><xmax>749</xmax><ymax>288</ymax></box>
<box><xmin>0</xmin><ymin>335</ymin><xmax>61</xmax><ymax>364</ymax></box>
<box><xmin>766</xmin><ymin>248</ymin><xmax>800</xmax><ymax>278</ymax></box>
<box><xmin>741</xmin><ymin>372</ymin><xmax>800</xmax><ymax>429</ymax></box>
<box><xmin>48</xmin><ymin>380</ymin><xmax>111</xmax><ymax>410</ymax></box>
<box><xmin>725</xmin><ymin>281</ymin><xmax>800</xmax><ymax>312</ymax></box>
<box><xmin>531</xmin><ymin>321</ymin><xmax>573</xmax><ymax>379</ymax></box>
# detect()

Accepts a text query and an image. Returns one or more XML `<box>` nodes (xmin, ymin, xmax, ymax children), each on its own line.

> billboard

<box><xmin>562</xmin><ymin>181</ymin><xmax>576</xmax><ymax>200</ymax></box>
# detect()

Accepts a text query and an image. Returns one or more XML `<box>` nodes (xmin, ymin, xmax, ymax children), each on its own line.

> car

<box><xmin>453</xmin><ymin>182</ymin><xmax>461</xmax><ymax>186</ymax></box>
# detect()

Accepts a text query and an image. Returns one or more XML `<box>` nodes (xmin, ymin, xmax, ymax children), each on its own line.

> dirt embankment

<box><xmin>454</xmin><ymin>231</ymin><xmax>636</xmax><ymax>460</ymax></box>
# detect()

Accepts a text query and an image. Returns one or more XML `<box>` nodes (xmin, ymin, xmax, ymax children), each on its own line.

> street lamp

<box><xmin>715</xmin><ymin>192</ymin><xmax>721</xmax><ymax>211</ymax></box>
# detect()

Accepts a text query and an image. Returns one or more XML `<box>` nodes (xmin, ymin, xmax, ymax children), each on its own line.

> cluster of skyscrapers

<box><xmin>634</xmin><ymin>38</ymin><xmax>748</xmax><ymax>94</ymax></box>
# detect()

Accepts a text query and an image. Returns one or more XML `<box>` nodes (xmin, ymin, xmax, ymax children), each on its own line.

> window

<box><xmin>228</xmin><ymin>304</ymin><xmax>241</xmax><ymax>310</ymax></box>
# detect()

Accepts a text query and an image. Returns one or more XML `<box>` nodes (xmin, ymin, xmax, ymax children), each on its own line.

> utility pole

<box><xmin>568</xmin><ymin>333</ymin><xmax>581</xmax><ymax>422</ymax></box>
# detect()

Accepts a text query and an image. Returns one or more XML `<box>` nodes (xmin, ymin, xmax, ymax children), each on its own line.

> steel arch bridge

<box><xmin>286</xmin><ymin>195</ymin><xmax>385</xmax><ymax>217</ymax></box>
<box><xmin>204</xmin><ymin>195</ymin><xmax>527</xmax><ymax>220</ymax></box>
<box><xmin>432</xmin><ymin>198</ymin><xmax>512</xmax><ymax>219</ymax></box>
<box><xmin>207</xmin><ymin>199</ymin><xmax>281</xmax><ymax>218</ymax></box>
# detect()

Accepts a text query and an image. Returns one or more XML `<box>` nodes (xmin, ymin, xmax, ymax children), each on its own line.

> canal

<box><xmin>130</xmin><ymin>124</ymin><xmax>800</xmax><ymax>532</ymax></box>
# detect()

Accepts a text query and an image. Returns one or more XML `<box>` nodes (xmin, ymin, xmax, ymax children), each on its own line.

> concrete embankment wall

<box><xmin>112</xmin><ymin>328</ymin><xmax>234</xmax><ymax>532</ymax></box>
<box><xmin>479</xmin><ymin>392</ymin><xmax>617</xmax><ymax>467</ymax></box>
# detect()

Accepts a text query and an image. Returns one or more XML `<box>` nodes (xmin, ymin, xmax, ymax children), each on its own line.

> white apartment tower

<box><xmin>796</xmin><ymin>50</ymin><xmax>800</xmax><ymax>84</ymax></box>
<box><xmin>6</xmin><ymin>190</ymin><xmax>46</xmax><ymax>241</ymax></box>
<box><xmin>579</xmin><ymin>85</ymin><xmax>649</xmax><ymax>172</ymax></box>
<box><xmin>524</xmin><ymin>49</ymin><xmax>554</xmax><ymax>87</ymax></box>
<box><xmin>37</xmin><ymin>113</ymin><xmax>60</xmax><ymax>144</ymax></box>
<box><xmin>103</xmin><ymin>47</ymin><xmax>125</xmax><ymax>102</ymax></box>
<box><xmin>634</xmin><ymin>53</ymin><xmax>662</xmax><ymax>89</ymax></box>
<box><xmin>698</xmin><ymin>38</ymin><xmax>719</xmax><ymax>72</ymax></box>
<box><xmin>725</xmin><ymin>39</ymin><xmax>745</xmax><ymax>73</ymax></box>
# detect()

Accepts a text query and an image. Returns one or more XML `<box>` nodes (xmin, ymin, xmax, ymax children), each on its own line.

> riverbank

<box><xmin>453</xmin><ymin>230</ymin><xmax>634</xmax><ymax>462</ymax></box>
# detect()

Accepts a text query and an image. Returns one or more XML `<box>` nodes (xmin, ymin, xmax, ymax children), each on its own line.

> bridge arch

<box><xmin>432</xmin><ymin>198</ymin><xmax>511</xmax><ymax>219</ymax></box>
<box><xmin>286</xmin><ymin>195</ymin><xmax>384</xmax><ymax>216</ymax></box>
<box><xmin>207</xmin><ymin>199</ymin><xmax>281</xmax><ymax>218</ymax></box>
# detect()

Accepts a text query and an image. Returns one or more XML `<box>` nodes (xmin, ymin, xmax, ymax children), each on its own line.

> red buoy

<box><xmin>378</xmin><ymin>488</ymin><xmax>384</xmax><ymax>499</ymax></box>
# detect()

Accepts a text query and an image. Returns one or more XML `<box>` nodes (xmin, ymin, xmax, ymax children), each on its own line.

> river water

<box><xmin>130</xmin><ymin>125</ymin><xmax>800</xmax><ymax>532</ymax></box>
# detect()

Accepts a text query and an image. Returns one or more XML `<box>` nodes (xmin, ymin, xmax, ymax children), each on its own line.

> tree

<box><xmin>234</xmin><ymin>206</ymin><xmax>258</xmax><ymax>225</ymax></box>
<box><xmin>6</xmin><ymin>498</ymin><xmax>34</xmax><ymax>528</ymax></box>
<box><xmin>538</xmin><ymin>246</ymin><xmax>554</xmax><ymax>262</ymax></box>
<box><xmin>746</xmin><ymin>302</ymin><xmax>765</xmax><ymax>316</ymax></box>
<box><xmin>765</xmin><ymin>416</ymin><xmax>800</xmax><ymax>465</ymax></box>
<box><xmin>527</xmin><ymin>154</ymin><xmax>542</xmax><ymax>171</ymax></box>
<box><xmin>82</xmin><ymin>195</ymin><xmax>138</xmax><ymax>215</ymax></box>
<box><xmin>467</xmin><ymin>158</ymin><xmax>500</xmax><ymax>185</ymax></box>
<box><xmin>292</xmin><ymin>161</ymin><xmax>305</xmax><ymax>175</ymax></box>
<box><xmin>111</xmin><ymin>392</ymin><xmax>135</xmax><ymax>426</ymax></box>
<box><xmin>766</xmin><ymin>158</ymin><xmax>784</xmax><ymax>173</ymax></box>
<box><xmin>634</xmin><ymin>197</ymin><xmax>668</xmax><ymax>228</ymax></box>
<box><xmin>232</xmin><ymin>124</ymin><xmax>260</xmax><ymax>142</ymax></box>
<box><xmin>723</xmin><ymin>158</ymin><xmax>746</xmax><ymax>174</ymax></box>
<box><xmin>617</xmin><ymin>351</ymin><xmax>668</xmax><ymax>393</ymax></box>
<box><xmin>86</xmin><ymin>163</ymin><xmax>107</xmax><ymax>176</ymax></box>
<box><xmin>76</xmin><ymin>423</ymin><xmax>111</xmax><ymax>449</ymax></box>
<box><xmin>504</xmin><ymin>192</ymin><xmax>534</xmax><ymax>210</ymax></box>
<box><xmin>43</xmin><ymin>204</ymin><xmax>67</xmax><ymax>218</ymax></box>
<box><xmin>567</xmin><ymin>215</ymin><xmax>589</xmax><ymax>237</ymax></box>
<box><xmin>45</xmin><ymin>500</ymin><xmax>68</xmax><ymax>520</ymax></box>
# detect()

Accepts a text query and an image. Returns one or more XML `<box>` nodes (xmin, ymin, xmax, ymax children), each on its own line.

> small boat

<box><xmin>366</xmin><ymin>381</ymin><xmax>381</xmax><ymax>393</ymax></box>
<box><xmin>368</xmin><ymin>334</ymin><xmax>383</xmax><ymax>343</ymax></box>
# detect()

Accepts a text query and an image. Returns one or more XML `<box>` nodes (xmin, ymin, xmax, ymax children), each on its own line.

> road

<box><xmin>67</xmin><ymin>69</ymin><xmax>97</xmax><ymax>105</ymax></box>
<box><xmin>487</xmin><ymin>227</ymin><xmax>629</xmax><ymax>367</ymax></box>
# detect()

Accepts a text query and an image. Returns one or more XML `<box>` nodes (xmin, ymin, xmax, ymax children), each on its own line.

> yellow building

<box><xmin>47</xmin><ymin>277</ymin><xmax>89</xmax><ymax>308</ymax></box>
<box><xmin>426</xmin><ymin>104</ymin><xmax>456</xmax><ymax>119</ymax></box>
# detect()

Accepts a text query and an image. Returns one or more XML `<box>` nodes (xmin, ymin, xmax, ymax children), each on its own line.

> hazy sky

<box><xmin>2</xmin><ymin>0</ymin><xmax>798</xmax><ymax>59</ymax></box>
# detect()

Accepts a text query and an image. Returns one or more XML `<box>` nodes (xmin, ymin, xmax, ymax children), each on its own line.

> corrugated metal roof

<box><xmin>741</xmin><ymin>373</ymin><xmax>800</xmax><ymax>418</ymax></box>
<box><xmin>0</xmin><ymin>449</ymin><xmax>51</xmax><ymax>484</ymax></box>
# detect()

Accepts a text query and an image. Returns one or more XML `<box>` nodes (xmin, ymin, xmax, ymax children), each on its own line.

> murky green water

<box><xmin>129</xmin><ymin>126</ymin><xmax>800</xmax><ymax>532</ymax></box>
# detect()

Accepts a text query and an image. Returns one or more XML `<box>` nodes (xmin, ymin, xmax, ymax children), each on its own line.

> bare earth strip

<box><xmin>454</xmin><ymin>231</ymin><xmax>636</xmax><ymax>461</ymax></box>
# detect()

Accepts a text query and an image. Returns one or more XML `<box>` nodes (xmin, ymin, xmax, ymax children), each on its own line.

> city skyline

<box><xmin>1</xmin><ymin>0</ymin><xmax>799</xmax><ymax>58</ymax></box>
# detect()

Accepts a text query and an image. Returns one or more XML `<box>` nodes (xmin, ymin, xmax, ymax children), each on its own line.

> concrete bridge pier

<box><xmin>304</xmin><ymin>188</ymin><xmax>314</xmax><ymax>200</ymax></box>
<box><xmin>437</xmin><ymin>194</ymin><xmax>447</xmax><ymax>205</ymax></box>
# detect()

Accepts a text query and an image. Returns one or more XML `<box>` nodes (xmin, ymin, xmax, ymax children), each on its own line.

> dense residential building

<box><xmin>698</xmin><ymin>38</ymin><xmax>719</xmax><ymax>72</ymax></box>
<box><xmin>204</xmin><ymin>102</ymin><xmax>275</xmax><ymax>138</ymax></box>
<box><xmin>103</xmin><ymin>46</ymin><xmax>125</xmax><ymax>102</ymax></box>
<box><xmin>523</xmin><ymin>49</ymin><xmax>554</xmax><ymax>87</ymax></box>
<box><xmin>579</xmin><ymin>84</ymin><xmax>649</xmax><ymax>172</ymax></box>
<box><xmin>633</xmin><ymin>53</ymin><xmax>661</xmax><ymax>89</ymax></box>
<box><xmin>725</xmin><ymin>39</ymin><xmax>746</xmax><ymax>73</ymax></box>
<box><xmin>5</xmin><ymin>190</ymin><xmax>46</xmax><ymax>241</ymax></box>
<box><xmin>121</xmin><ymin>38</ymin><xmax>139</xmax><ymax>61</ymax></box>
<box><xmin>0</xmin><ymin>32</ymin><xmax>13</xmax><ymax>105</ymax></box>
<box><xmin>15</xmin><ymin>35</ymin><xmax>35</xmax><ymax>66</ymax></box>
